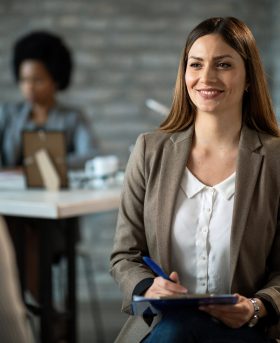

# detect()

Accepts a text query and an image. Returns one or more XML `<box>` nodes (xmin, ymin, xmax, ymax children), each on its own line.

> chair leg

<box><xmin>82</xmin><ymin>253</ymin><xmax>106</xmax><ymax>343</ymax></box>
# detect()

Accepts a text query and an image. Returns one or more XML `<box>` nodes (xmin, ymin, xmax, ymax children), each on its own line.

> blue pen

<box><xmin>143</xmin><ymin>256</ymin><xmax>172</xmax><ymax>281</ymax></box>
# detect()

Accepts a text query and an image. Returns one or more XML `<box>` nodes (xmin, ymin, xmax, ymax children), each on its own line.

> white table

<box><xmin>0</xmin><ymin>171</ymin><xmax>122</xmax><ymax>343</ymax></box>
<box><xmin>0</xmin><ymin>187</ymin><xmax>121</xmax><ymax>218</ymax></box>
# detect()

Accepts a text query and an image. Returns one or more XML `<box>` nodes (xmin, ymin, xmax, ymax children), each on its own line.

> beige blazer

<box><xmin>110</xmin><ymin>125</ymin><xmax>280</xmax><ymax>342</ymax></box>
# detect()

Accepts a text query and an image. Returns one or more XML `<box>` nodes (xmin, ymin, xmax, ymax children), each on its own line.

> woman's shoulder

<box><xmin>0</xmin><ymin>101</ymin><xmax>27</xmax><ymax>115</ymax></box>
<box><xmin>55</xmin><ymin>102</ymin><xmax>83</xmax><ymax>115</ymax></box>
<box><xmin>0</xmin><ymin>102</ymin><xmax>29</xmax><ymax>126</ymax></box>
<box><xmin>137</xmin><ymin>127</ymin><xmax>192</xmax><ymax>147</ymax></box>
<box><xmin>134</xmin><ymin>130</ymin><xmax>174</xmax><ymax>154</ymax></box>
<box><xmin>138</xmin><ymin>129</ymin><xmax>172</xmax><ymax>141</ymax></box>
<box><xmin>54</xmin><ymin>103</ymin><xmax>87</xmax><ymax>122</ymax></box>
<box><xmin>258</xmin><ymin>130</ymin><xmax>280</xmax><ymax>156</ymax></box>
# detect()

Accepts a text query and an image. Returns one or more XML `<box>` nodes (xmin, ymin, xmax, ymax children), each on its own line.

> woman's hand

<box><xmin>199</xmin><ymin>294</ymin><xmax>266</xmax><ymax>328</ymax></box>
<box><xmin>144</xmin><ymin>271</ymin><xmax>187</xmax><ymax>298</ymax></box>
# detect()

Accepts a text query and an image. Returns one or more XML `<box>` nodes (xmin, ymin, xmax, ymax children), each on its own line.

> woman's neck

<box><xmin>193</xmin><ymin>113</ymin><xmax>242</xmax><ymax>150</ymax></box>
<box><xmin>188</xmin><ymin>113</ymin><xmax>241</xmax><ymax>186</ymax></box>
<box><xmin>30</xmin><ymin>100</ymin><xmax>56</xmax><ymax>126</ymax></box>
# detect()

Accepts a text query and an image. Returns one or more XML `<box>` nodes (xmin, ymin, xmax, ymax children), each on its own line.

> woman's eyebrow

<box><xmin>188</xmin><ymin>56</ymin><xmax>203</xmax><ymax>61</ymax></box>
<box><xmin>188</xmin><ymin>54</ymin><xmax>233</xmax><ymax>61</ymax></box>
<box><xmin>213</xmin><ymin>54</ymin><xmax>233</xmax><ymax>60</ymax></box>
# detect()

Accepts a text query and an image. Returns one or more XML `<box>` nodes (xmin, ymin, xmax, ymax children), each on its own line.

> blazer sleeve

<box><xmin>110</xmin><ymin>133</ymin><xmax>155</xmax><ymax>313</ymax></box>
<box><xmin>256</xmin><ymin>201</ymin><xmax>280</xmax><ymax>319</ymax></box>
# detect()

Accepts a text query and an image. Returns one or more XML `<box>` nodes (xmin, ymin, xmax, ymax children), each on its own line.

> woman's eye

<box><xmin>217</xmin><ymin>62</ymin><xmax>231</xmax><ymax>69</ymax></box>
<box><xmin>19</xmin><ymin>77</ymin><xmax>43</xmax><ymax>84</ymax></box>
<box><xmin>189</xmin><ymin>63</ymin><xmax>202</xmax><ymax>68</ymax></box>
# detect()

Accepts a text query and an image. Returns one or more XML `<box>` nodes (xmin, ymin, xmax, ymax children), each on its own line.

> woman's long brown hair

<box><xmin>160</xmin><ymin>17</ymin><xmax>279</xmax><ymax>137</ymax></box>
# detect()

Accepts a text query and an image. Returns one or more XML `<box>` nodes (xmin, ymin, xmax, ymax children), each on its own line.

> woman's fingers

<box><xmin>199</xmin><ymin>294</ymin><xmax>254</xmax><ymax>328</ymax></box>
<box><xmin>157</xmin><ymin>275</ymin><xmax>187</xmax><ymax>293</ymax></box>
<box><xmin>144</xmin><ymin>274</ymin><xmax>187</xmax><ymax>298</ymax></box>
<box><xmin>169</xmin><ymin>271</ymin><xmax>180</xmax><ymax>283</ymax></box>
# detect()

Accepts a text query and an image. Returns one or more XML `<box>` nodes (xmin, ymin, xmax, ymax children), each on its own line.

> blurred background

<box><xmin>0</xmin><ymin>0</ymin><xmax>279</xmax><ymax>342</ymax></box>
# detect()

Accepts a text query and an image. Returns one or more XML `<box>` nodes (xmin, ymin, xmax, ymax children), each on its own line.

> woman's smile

<box><xmin>196</xmin><ymin>88</ymin><xmax>224</xmax><ymax>100</ymax></box>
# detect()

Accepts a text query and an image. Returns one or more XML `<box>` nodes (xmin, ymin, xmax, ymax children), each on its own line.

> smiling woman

<box><xmin>110</xmin><ymin>17</ymin><xmax>280</xmax><ymax>343</ymax></box>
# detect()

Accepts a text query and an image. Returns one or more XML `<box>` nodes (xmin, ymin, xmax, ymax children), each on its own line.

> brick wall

<box><xmin>0</xmin><ymin>0</ymin><xmax>277</xmax><ymax>166</ymax></box>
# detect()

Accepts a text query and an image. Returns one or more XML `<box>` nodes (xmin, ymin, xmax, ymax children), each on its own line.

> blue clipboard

<box><xmin>132</xmin><ymin>294</ymin><xmax>238</xmax><ymax>316</ymax></box>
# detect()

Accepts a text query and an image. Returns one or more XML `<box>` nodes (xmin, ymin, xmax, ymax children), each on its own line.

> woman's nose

<box><xmin>200</xmin><ymin>66</ymin><xmax>217</xmax><ymax>82</ymax></box>
<box><xmin>21</xmin><ymin>79</ymin><xmax>33</xmax><ymax>89</ymax></box>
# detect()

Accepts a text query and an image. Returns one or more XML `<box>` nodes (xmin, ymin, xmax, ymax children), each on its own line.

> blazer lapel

<box><xmin>229</xmin><ymin>126</ymin><xmax>263</xmax><ymax>287</ymax></box>
<box><xmin>156</xmin><ymin>126</ymin><xmax>193</xmax><ymax>272</ymax></box>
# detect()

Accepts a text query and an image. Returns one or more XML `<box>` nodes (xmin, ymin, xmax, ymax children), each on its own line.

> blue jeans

<box><xmin>141</xmin><ymin>308</ymin><xmax>272</xmax><ymax>343</ymax></box>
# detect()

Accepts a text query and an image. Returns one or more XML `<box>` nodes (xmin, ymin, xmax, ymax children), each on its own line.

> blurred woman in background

<box><xmin>0</xmin><ymin>30</ymin><xmax>98</xmax><ymax>169</ymax></box>
<box><xmin>0</xmin><ymin>31</ymin><xmax>98</xmax><ymax>342</ymax></box>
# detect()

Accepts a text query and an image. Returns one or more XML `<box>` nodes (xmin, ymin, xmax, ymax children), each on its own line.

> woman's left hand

<box><xmin>199</xmin><ymin>294</ymin><xmax>254</xmax><ymax>328</ymax></box>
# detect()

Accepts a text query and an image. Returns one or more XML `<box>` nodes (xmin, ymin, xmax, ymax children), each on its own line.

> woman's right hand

<box><xmin>144</xmin><ymin>271</ymin><xmax>188</xmax><ymax>298</ymax></box>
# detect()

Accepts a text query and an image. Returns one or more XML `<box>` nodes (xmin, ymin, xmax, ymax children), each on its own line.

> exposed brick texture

<box><xmin>0</xmin><ymin>0</ymin><xmax>277</xmax><ymax>166</ymax></box>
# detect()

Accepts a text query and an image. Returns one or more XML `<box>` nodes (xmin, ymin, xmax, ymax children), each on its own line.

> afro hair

<box><xmin>13</xmin><ymin>31</ymin><xmax>72</xmax><ymax>90</ymax></box>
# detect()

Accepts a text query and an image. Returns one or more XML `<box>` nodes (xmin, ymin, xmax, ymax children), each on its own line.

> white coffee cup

<box><xmin>85</xmin><ymin>155</ymin><xmax>119</xmax><ymax>178</ymax></box>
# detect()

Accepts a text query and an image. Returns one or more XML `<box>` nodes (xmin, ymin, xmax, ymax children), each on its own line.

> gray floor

<box><xmin>76</xmin><ymin>211</ymin><xmax>127</xmax><ymax>343</ymax></box>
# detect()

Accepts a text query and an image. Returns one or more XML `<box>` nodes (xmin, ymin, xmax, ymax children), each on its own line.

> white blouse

<box><xmin>171</xmin><ymin>168</ymin><xmax>236</xmax><ymax>294</ymax></box>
